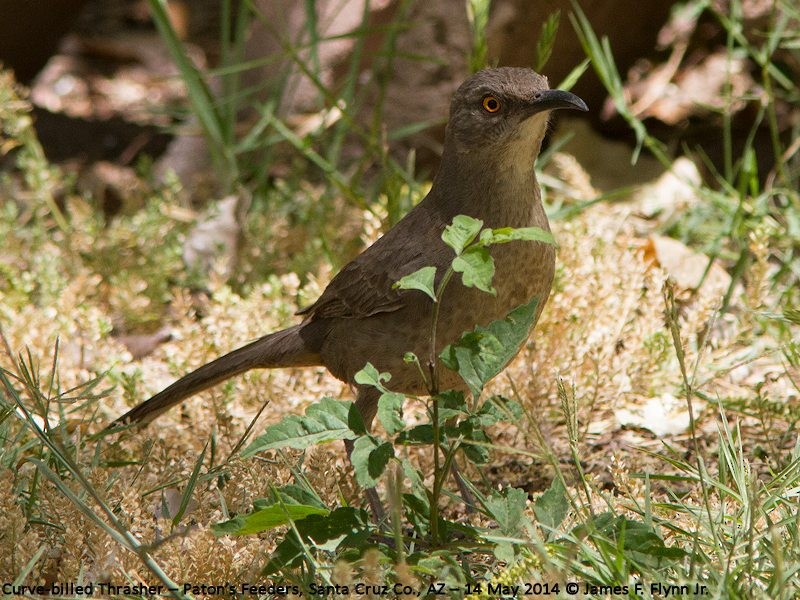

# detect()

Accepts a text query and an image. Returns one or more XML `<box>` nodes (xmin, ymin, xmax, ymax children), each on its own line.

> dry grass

<box><xmin>1</xmin><ymin>188</ymin><xmax>791</xmax><ymax>584</ymax></box>
<box><xmin>1</xmin><ymin>70</ymin><xmax>796</xmax><ymax>591</ymax></box>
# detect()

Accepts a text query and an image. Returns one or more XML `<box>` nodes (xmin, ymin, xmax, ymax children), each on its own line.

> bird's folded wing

<box><xmin>297</xmin><ymin>237</ymin><xmax>438</xmax><ymax>319</ymax></box>
<box><xmin>298</xmin><ymin>199</ymin><xmax>451</xmax><ymax>321</ymax></box>
<box><xmin>298</xmin><ymin>251</ymin><xmax>416</xmax><ymax>319</ymax></box>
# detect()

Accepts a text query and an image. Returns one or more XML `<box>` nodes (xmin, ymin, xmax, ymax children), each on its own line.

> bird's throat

<box><xmin>432</xmin><ymin>149</ymin><xmax>543</xmax><ymax>230</ymax></box>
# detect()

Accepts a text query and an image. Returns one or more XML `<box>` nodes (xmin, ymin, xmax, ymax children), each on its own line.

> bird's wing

<box><xmin>298</xmin><ymin>245</ymin><xmax>423</xmax><ymax>319</ymax></box>
<box><xmin>299</xmin><ymin>205</ymin><xmax>449</xmax><ymax>320</ymax></box>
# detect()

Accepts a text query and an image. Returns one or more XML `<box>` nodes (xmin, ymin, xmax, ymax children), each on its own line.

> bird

<box><xmin>109</xmin><ymin>67</ymin><xmax>587</xmax><ymax>512</ymax></box>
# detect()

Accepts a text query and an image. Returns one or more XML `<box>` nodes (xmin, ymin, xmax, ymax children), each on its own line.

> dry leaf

<box><xmin>614</xmin><ymin>393</ymin><xmax>697</xmax><ymax>437</ymax></box>
<box><xmin>633</xmin><ymin>157</ymin><xmax>701</xmax><ymax>220</ymax></box>
<box><xmin>641</xmin><ymin>235</ymin><xmax>732</xmax><ymax>296</ymax></box>
<box><xmin>183</xmin><ymin>194</ymin><xmax>248</xmax><ymax>282</ymax></box>
<box><xmin>114</xmin><ymin>327</ymin><xmax>173</xmax><ymax>359</ymax></box>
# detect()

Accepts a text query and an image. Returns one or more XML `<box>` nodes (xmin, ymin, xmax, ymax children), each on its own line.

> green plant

<box><xmin>212</xmin><ymin>217</ymin><xmax>572</xmax><ymax>586</ymax></box>
<box><xmin>0</xmin><ymin>71</ymin><xmax>69</xmax><ymax>233</ymax></box>
<box><xmin>3</xmin><ymin>0</ymin><xmax>799</xmax><ymax>594</ymax></box>
<box><xmin>148</xmin><ymin>0</ymin><xmax>438</xmax><ymax>284</ymax></box>
<box><xmin>571</xmin><ymin>0</ymin><xmax>800</xmax><ymax>317</ymax></box>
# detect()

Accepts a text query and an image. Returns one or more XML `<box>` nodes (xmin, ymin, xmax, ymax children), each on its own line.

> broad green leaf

<box><xmin>477</xmin><ymin>396</ymin><xmax>524</xmax><ymax>426</ymax></box>
<box><xmin>242</xmin><ymin>398</ymin><xmax>357</xmax><ymax>457</ymax></box>
<box><xmin>401</xmin><ymin>457</ymin><xmax>429</xmax><ymax>505</ymax></box>
<box><xmin>212</xmin><ymin>503</ymin><xmax>329</xmax><ymax>536</ymax></box>
<box><xmin>394</xmin><ymin>266</ymin><xmax>437</xmax><ymax>302</ymax></box>
<box><xmin>415</xmin><ymin>554</ymin><xmax>449</xmax><ymax>575</ymax></box>
<box><xmin>455</xmin><ymin>418</ymin><xmax>491</xmax><ymax>464</ymax></box>
<box><xmin>400</xmin><ymin>458</ymin><xmax>430</xmax><ymax>534</ymax></box>
<box><xmin>462</xmin><ymin>440</ymin><xmax>490</xmax><ymax>464</ymax></box>
<box><xmin>440</xmin><ymin>296</ymin><xmax>540</xmax><ymax>398</ymax></box>
<box><xmin>533</xmin><ymin>477</ymin><xmax>569</xmax><ymax>531</ymax></box>
<box><xmin>353</xmin><ymin>362</ymin><xmax>391</xmax><ymax>389</ymax></box>
<box><xmin>350</xmin><ymin>435</ymin><xmax>395</xmax><ymax>487</ymax></box>
<box><xmin>480</xmin><ymin>226</ymin><xmax>555</xmax><ymax>246</ymax></box>
<box><xmin>377</xmin><ymin>391</ymin><xmax>405</xmax><ymax>435</ymax></box>
<box><xmin>259</xmin><ymin>484</ymin><xmax>326</xmax><ymax>510</ymax></box>
<box><xmin>485</xmin><ymin>487</ymin><xmax>529</xmax><ymax>537</ymax></box>
<box><xmin>261</xmin><ymin>534</ymin><xmax>305</xmax><ymax>575</ymax></box>
<box><xmin>494</xmin><ymin>541</ymin><xmax>516</xmax><ymax>564</ymax></box>
<box><xmin>397</xmin><ymin>424</ymin><xmax>433</xmax><ymax>445</ymax></box>
<box><xmin>262</xmin><ymin>507</ymin><xmax>370</xmax><ymax>575</ymax></box>
<box><xmin>439</xmin><ymin>407</ymin><xmax>464</xmax><ymax>423</ymax></box>
<box><xmin>442</xmin><ymin>215</ymin><xmax>483</xmax><ymax>255</ymax></box>
<box><xmin>452</xmin><ymin>247</ymin><xmax>496</xmax><ymax>294</ymax></box>
<box><xmin>438</xmin><ymin>390</ymin><xmax>468</xmax><ymax>411</ymax></box>
<box><xmin>436</xmin><ymin>390</ymin><xmax>469</xmax><ymax>421</ymax></box>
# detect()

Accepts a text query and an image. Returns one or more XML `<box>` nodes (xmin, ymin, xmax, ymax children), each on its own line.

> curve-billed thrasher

<box><xmin>111</xmin><ymin>67</ymin><xmax>586</xmax><ymax>457</ymax></box>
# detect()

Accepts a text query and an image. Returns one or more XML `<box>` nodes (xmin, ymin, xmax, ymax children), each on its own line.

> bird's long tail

<box><xmin>108</xmin><ymin>324</ymin><xmax>322</xmax><ymax>427</ymax></box>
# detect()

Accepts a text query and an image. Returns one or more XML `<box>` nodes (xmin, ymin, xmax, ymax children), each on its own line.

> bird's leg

<box><xmin>444</xmin><ymin>414</ymin><xmax>476</xmax><ymax>513</ymax></box>
<box><xmin>348</xmin><ymin>386</ymin><xmax>385</xmax><ymax>523</ymax></box>
<box><xmin>450</xmin><ymin>459</ymin><xmax>476</xmax><ymax>513</ymax></box>
<box><xmin>344</xmin><ymin>437</ymin><xmax>385</xmax><ymax>522</ymax></box>
<box><xmin>348</xmin><ymin>387</ymin><xmax>474</xmax><ymax>518</ymax></box>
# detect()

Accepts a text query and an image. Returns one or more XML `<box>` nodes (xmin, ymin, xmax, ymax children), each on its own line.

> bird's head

<box><xmin>445</xmin><ymin>67</ymin><xmax>587</xmax><ymax>162</ymax></box>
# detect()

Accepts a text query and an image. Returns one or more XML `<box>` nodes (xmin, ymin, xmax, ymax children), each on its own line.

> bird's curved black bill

<box><xmin>530</xmin><ymin>89</ymin><xmax>588</xmax><ymax>113</ymax></box>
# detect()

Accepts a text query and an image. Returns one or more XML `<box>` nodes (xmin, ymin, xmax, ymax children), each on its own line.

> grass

<box><xmin>1</xmin><ymin>0</ymin><xmax>799</xmax><ymax>597</ymax></box>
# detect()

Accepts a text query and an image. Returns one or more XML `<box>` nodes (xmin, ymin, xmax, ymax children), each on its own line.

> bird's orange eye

<box><xmin>482</xmin><ymin>95</ymin><xmax>501</xmax><ymax>113</ymax></box>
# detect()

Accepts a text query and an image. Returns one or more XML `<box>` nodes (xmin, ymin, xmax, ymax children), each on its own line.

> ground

<box><xmin>0</xmin><ymin>1</ymin><xmax>798</xmax><ymax>596</ymax></box>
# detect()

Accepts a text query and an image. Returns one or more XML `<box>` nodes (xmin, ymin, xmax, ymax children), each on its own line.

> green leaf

<box><xmin>397</xmin><ymin>424</ymin><xmax>433</xmax><ymax>445</ymax></box>
<box><xmin>403</xmin><ymin>351</ymin><xmax>419</xmax><ymax>364</ymax></box>
<box><xmin>461</xmin><ymin>438</ymin><xmax>490</xmax><ymax>464</ymax></box>
<box><xmin>401</xmin><ymin>457</ymin><xmax>430</xmax><ymax>516</ymax></box>
<box><xmin>212</xmin><ymin>503</ymin><xmax>329</xmax><ymax>536</ymax></box>
<box><xmin>261</xmin><ymin>533</ymin><xmax>305</xmax><ymax>575</ymax></box>
<box><xmin>262</xmin><ymin>507</ymin><xmax>370</xmax><ymax>575</ymax></box>
<box><xmin>493</xmin><ymin>541</ymin><xmax>516</xmax><ymax>564</ymax></box>
<box><xmin>440</xmin><ymin>296</ymin><xmax>540</xmax><ymax>398</ymax></box>
<box><xmin>146</xmin><ymin>0</ymin><xmax>237</xmax><ymax>183</ymax></box>
<box><xmin>783</xmin><ymin>307</ymin><xmax>800</xmax><ymax>325</ymax></box>
<box><xmin>436</xmin><ymin>390</ymin><xmax>469</xmax><ymax>421</ymax></box>
<box><xmin>480</xmin><ymin>226</ymin><xmax>555</xmax><ymax>246</ymax></box>
<box><xmin>442</xmin><ymin>215</ymin><xmax>483</xmax><ymax>255</ymax></box>
<box><xmin>242</xmin><ymin>398</ymin><xmax>358</xmax><ymax>457</ymax></box>
<box><xmin>353</xmin><ymin>362</ymin><xmax>391</xmax><ymax>390</ymax></box>
<box><xmin>250</xmin><ymin>486</ymin><xmax>326</xmax><ymax>512</ymax></box>
<box><xmin>533</xmin><ymin>478</ymin><xmax>569</xmax><ymax>531</ymax></box>
<box><xmin>394</xmin><ymin>266</ymin><xmax>437</xmax><ymax>302</ymax></box>
<box><xmin>438</xmin><ymin>390</ymin><xmax>468</xmax><ymax>410</ymax></box>
<box><xmin>558</xmin><ymin>58</ymin><xmax>591</xmax><ymax>91</ymax></box>
<box><xmin>476</xmin><ymin>396</ymin><xmax>523</xmax><ymax>426</ymax></box>
<box><xmin>267</xmin><ymin>484</ymin><xmax>327</xmax><ymax>510</ymax></box>
<box><xmin>485</xmin><ymin>487</ymin><xmax>529</xmax><ymax>537</ymax></box>
<box><xmin>347</xmin><ymin>402</ymin><xmax>368</xmax><ymax>436</ymax></box>
<box><xmin>350</xmin><ymin>435</ymin><xmax>395</xmax><ymax>487</ymax></box>
<box><xmin>172</xmin><ymin>440</ymin><xmax>207</xmax><ymax>528</ymax></box>
<box><xmin>534</xmin><ymin>9</ymin><xmax>560</xmax><ymax>71</ymax></box>
<box><xmin>452</xmin><ymin>247</ymin><xmax>496</xmax><ymax>294</ymax></box>
<box><xmin>574</xmin><ymin>513</ymin><xmax>688</xmax><ymax>568</ymax></box>
<box><xmin>453</xmin><ymin>416</ymin><xmax>491</xmax><ymax>464</ymax></box>
<box><xmin>377</xmin><ymin>392</ymin><xmax>405</xmax><ymax>436</ymax></box>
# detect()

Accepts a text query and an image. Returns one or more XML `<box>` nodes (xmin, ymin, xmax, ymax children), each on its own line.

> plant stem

<box><xmin>430</xmin><ymin>393</ymin><xmax>441</xmax><ymax>543</ymax></box>
<box><xmin>427</xmin><ymin>266</ymin><xmax>456</xmax><ymax>543</ymax></box>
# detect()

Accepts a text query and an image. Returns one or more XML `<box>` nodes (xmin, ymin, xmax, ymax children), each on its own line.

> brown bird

<box><xmin>110</xmin><ymin>67</ymin><xmax>586</xmax><ymax>508</ymax></box>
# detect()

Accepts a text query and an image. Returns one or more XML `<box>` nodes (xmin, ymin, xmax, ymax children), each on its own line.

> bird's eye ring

<box><xmin>482</xmin><ymin>95</ymin><xmax>501</xmax><ymax>113</ymax></box>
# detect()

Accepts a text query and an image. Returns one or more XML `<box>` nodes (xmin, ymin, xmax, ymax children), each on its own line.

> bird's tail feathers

<box><xmin>108</xmin><ymin>324</ymin><xmax>319</xmax><ymax>427</ymax></box>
